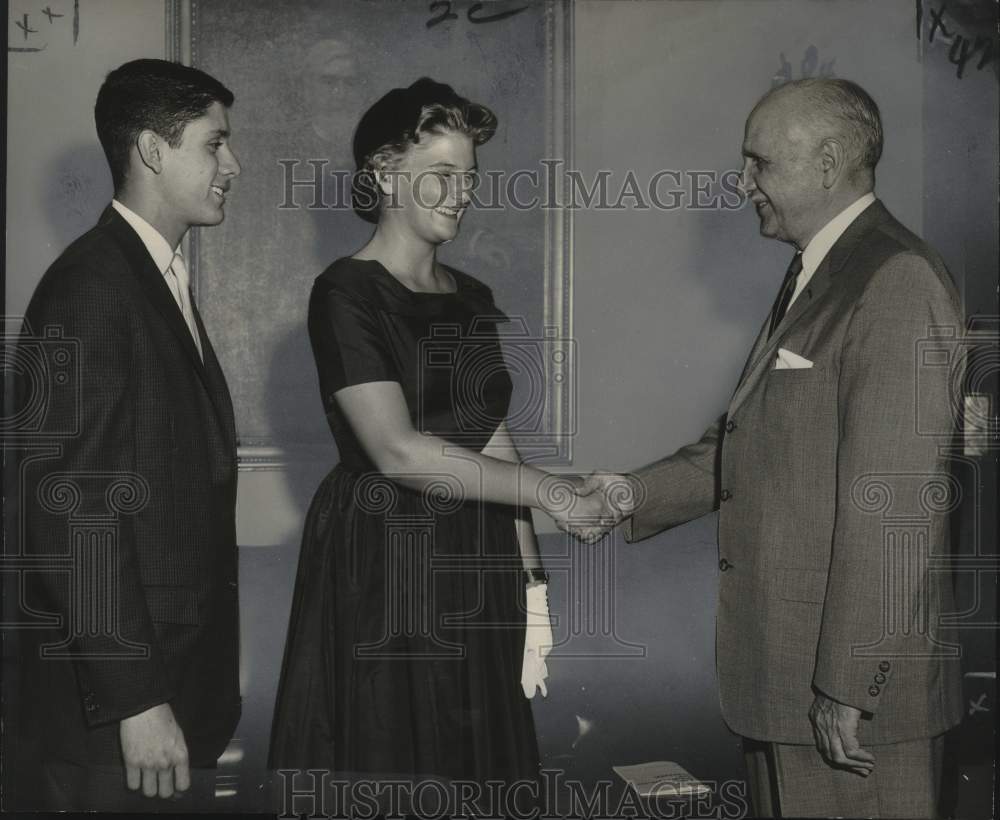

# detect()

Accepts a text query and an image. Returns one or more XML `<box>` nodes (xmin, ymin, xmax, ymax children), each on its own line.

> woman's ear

<box><xmin>374</xmin><ymin>168</ymin><xmax>394</xmax><ymax>197</ymax></box>
<box><xmin>370</xmin><ymin>150</ymin><xmax>400</xmax><ymax>199</ymax></box>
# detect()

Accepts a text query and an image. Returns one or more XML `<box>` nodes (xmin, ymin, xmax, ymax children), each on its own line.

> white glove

<box><xmin>521</xmin><ymin>582</ymin><xmax>553</xmax><ymax>698</ymax></box>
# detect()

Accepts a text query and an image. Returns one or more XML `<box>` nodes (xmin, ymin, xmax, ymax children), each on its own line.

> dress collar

<box><xmin>350</xmin><ymin>259</ymin><xmax>504</xmax><ymax>319</ymax></box>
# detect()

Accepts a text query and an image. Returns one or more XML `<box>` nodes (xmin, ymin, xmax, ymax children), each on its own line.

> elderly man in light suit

<box><xmin>585</xmin><ymin>78</ymin><xmax>964</xmax><ymax>818</ymax></box>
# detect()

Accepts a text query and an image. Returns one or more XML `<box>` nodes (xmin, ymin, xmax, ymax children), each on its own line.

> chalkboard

<box><xmin>177</xmin><ymin>0</ymin><xmax>572</xmax><ymax>462</ymax></box>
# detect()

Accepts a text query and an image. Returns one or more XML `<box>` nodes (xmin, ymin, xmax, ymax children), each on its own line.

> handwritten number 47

<box><xmin>925</xmin><ymin>4</ymin><xmax>996</xmax><ymax>80</ymax></box>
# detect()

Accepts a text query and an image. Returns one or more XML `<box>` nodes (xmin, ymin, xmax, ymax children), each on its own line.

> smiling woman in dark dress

<box><xmin>267</xmin><ymin>78</ymin><xmax>609</xmax><ymax>815</ymax></box>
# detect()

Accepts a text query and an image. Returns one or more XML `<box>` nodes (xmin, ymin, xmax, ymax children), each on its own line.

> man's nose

<box><xmin>223</xmin><ymin>146</ymin><xmax>242</xmax><ymax>178</ymax></box>
<box><xmin>738</xmin><ymin>162</ymin><xmax>754</xmax><ymax>195</ymax></box>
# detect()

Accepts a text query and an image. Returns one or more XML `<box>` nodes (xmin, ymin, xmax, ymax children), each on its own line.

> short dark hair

<box><xmin>95</xmin><ymin>58</ymin><xmax>234</xmax><ymax>192</ymax></box>
<box><xmin>351</xmin><ymin>78</ymin><xmax>497</xmax><ymax>223</ymax></box>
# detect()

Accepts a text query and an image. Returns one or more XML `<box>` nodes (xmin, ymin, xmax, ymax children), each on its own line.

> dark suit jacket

<box><xmin>15</xmin><ymin>205</ymin><xmax>241</xmax><ymax>773</ymax></box>
<box><xmin>626</xmin><ymin>201</ymin><xmax>964</xmax><ymax>745</ymax></box>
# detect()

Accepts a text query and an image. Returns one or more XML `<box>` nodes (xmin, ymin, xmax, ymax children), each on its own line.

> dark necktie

<box><xmin>768</xmin><ymin>252</ymin><xmax>803</xmax><ymax>339</ymax></box>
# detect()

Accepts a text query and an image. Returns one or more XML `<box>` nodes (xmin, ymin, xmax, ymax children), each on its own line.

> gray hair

<box><xmin>762</xmin><ymin>78</ymin><xmax>884</xmax><ymax>173</ymax></box>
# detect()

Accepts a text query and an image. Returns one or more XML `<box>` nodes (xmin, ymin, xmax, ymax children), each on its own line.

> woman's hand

<box><xmin>539</xmin><ymin>474</ymin><xmax>630</xmax><ymax>543</ymax></box>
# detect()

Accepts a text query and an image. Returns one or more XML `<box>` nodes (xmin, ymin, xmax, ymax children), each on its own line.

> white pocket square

<box><xmin>774</xmin><ymin>348</ymin><xmax>813</xmax><ymax>370</ymax></box>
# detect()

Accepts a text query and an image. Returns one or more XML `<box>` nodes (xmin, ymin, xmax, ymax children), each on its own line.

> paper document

<box><xmin>613</xmin><ymin>760</ymin><xmax>711</xmax><ymax>797</ymax></box>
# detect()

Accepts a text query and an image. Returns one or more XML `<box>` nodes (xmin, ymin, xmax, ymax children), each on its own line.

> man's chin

<box><xmin>757</xmin><ymin>218</ymin><xmax>778</xmax><ymax>239</ymax></box>
<box><xmin>195</xmin><ymin>209</ymin><xmax>227</xmax><ymax>227</ymax></box>
<box><xmin>430</xmin><ymin>223</ymin><xmax>460</xmax><ymax>245</ymax></box>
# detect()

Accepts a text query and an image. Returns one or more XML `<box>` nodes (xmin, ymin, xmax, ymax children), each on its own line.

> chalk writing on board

<box><xmin>771</xmin><ymin>46</ymin><xmax>836</xmax><ymax>88</ymax></box>
<box><xmin>426</xmin><ymin>0</ymin><xmax>529</xmax><ymax>29</ymax></box>
<box><xmin>8</xmin><ymin>0</ymin><xmax>78</xmax><ymax>53</ymax></box>
<box><xmin>920</xmin><ymin>3</ymin><xmax>996</xmax><ymax>80</ymax></box>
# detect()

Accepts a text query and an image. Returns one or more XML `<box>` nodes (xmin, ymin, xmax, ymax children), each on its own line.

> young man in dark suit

<box><xmin>13</xmin><ymin>58</ymin><xmax>242</xmax><ymax>810</ymax></box>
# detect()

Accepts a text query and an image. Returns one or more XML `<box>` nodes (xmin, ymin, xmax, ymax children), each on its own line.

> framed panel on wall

<box><xmin>166</xmin><ymin>0</ymin><xmax>575</xmax><ymax>468</ymax></box>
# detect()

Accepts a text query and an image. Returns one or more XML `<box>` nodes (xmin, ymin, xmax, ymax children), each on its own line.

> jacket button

<box><xmin>720</xmin><ymin>489</ymin><xmax>732</xmax><ymax>501</ymax></box>
<box><xmin>878</xmin><ymin>661</ymin><xmax>890</xmax><ymax>672</ymax></box>
<box><xmin>719</xmin><ymin>558</ymin><xmax>732</xmax><ymax>572</ymax></box>
<box><xmin>874</xmin><ymin>672</ymin><xmax>886</xmax><ymax>685</ymax></box>
<box><xmin>868</xmin><ymin>685</ymin><xmax>880</xmax><ymax>697</ymax></box>
<box><xmin>725</xmin><ymin>420</ymin><xmax>737</xmax><ymax>433</ymax></box>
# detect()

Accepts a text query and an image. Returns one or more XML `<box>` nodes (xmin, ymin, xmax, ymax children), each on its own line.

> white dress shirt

<box><xmin>789</xmin><ymin>192</ymin><xmax>876</xmax><ymax>308</ymax></box>
<box><xmin>111</xmin><ymin>199</ymin><xmax>176</xmax><ymax>277</ymax></box>
<box><xmin>111</xmin><ymin>199</ymin><xmax>202</xmax><ymax>359</ymax></box>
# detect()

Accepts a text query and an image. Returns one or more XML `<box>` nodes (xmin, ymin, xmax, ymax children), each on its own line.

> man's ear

<box><xmin>819</xmin><ymin>138</ymin><xmax>846</xmax><ymax>189</ymax></box>
<box><xmin>135</xmin><ymin>130</ymin><xmax>164</xmax><ymax>175</ymax></box>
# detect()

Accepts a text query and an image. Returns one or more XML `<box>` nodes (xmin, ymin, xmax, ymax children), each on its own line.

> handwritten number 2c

<box><xmin>427</xmin><ymin>2</ymin><xmax>530</xmax><ymax>28</ymax></box>
<box><xmin>467</xmin><ymin>3</ymin><xmax>530</xmax><ymax>24</ymax></box>
<box><xmin>427</xmin><ymin>1</ymin><xmax>458</xmax><ymax>28</ymax></box>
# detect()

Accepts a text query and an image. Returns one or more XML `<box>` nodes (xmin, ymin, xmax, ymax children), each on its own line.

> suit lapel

<box><xmin>192</xmin><ymin>303</ymin><xmax>237</xmax><ymax>450</ymax></box>
<box><xmin>99</xmin><ymin>206</ymin><xmax>234</xmax><ymax>438</ymax></box>
<box><xmin>727</xmin><ymin>200</ymin><xmax>891</xmax><ymax>414</ymax></box>
<box><xmin>734</xmin><ymin>314</ymin><xmax>771</xmax><ymax>391</ymax></box>
<box><xmin>100</xmin><ymin>207</ymin><xmax>207</xmax><ymax>371</ymax></box>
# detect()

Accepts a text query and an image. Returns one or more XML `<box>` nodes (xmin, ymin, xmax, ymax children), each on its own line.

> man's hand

<box><xmin>541</xmin><ymin>472</ymin><xmax>640</xmax><ymax>542</ymax></box>
<box><xmin>578</xmin><ymin>471</ymin><xmax>642</xmax><ymax>520</ymax></box>
<box><xmin>557</xmin><ymin>484</ymin><xmax>618</xmax><ymax>542</ymax></box>
<box><xmin>537</xmin><ymin>474</ymin><xmax>612</xmax><ymax>542</ymax></box>
<box><xmin>808</xmin><ymin>692</ymin><xmax>875</xmax><ymax>776</ymax></box>
<box><xmin>119</xmin><ymin>702</ymin><xmax>190</xmax><ymax>798</ymax></box>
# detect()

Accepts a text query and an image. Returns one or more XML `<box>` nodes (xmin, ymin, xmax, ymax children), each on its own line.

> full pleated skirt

<box><xmin>268</xmin><ymin>465</ymin><xmax>541</xmax><ymax>804</ymax></box>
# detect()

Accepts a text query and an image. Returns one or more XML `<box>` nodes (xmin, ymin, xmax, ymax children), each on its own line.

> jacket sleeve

<box><xmin>812</xmin><ymin>252</ymin><xmax>962</xmax><ymax>713</ymax></box>
<box><xmin>624</xmin><ymin>415</ymin><xmax>725</xmax><ymax>542</ymax></box>
<box><xmin>22</xmin><ymin>262</ymin><xmax>174</xmax><ymax>726</ymax></box>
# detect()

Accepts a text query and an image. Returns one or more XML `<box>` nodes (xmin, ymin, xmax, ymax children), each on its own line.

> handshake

<box><xmin>542</xmin><ymin>471</ymin><xmax>643</xmax><ymax>543</ymax></box>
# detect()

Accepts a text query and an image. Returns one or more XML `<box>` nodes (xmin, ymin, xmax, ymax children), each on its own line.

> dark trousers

<box><xmin>743</xmin><ymin>734</ymin><xmax>944</xmax><ymax>818</ymax></box>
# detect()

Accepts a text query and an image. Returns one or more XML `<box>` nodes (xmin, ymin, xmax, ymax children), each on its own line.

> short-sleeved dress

<box><xmin>267</xmin><ymin>258</ymin><xmax>541</xmax><ymax>793</ymax></box>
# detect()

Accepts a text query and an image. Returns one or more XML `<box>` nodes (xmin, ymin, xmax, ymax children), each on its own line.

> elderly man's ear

<box><xmin>819</xmin><ymin>138</ymin><xmax>847</xmax><ymax>189</ymax></box>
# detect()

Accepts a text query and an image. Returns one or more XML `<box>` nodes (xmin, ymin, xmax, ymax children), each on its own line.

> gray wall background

<box><xmin>188</xmin><ymin>0</ymin><xmax>552</xmax><ymax>451</ymax></box>
<box><xmin>5</xmin><ymin>0</ymin><xmax>996</xmax><ymax>814</ymax></box>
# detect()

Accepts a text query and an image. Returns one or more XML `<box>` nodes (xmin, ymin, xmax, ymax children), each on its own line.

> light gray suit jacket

<box><xmin>626</xmin><ymin>200</ymin><xmax>964</xmax><ymax>745</ymax></box>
